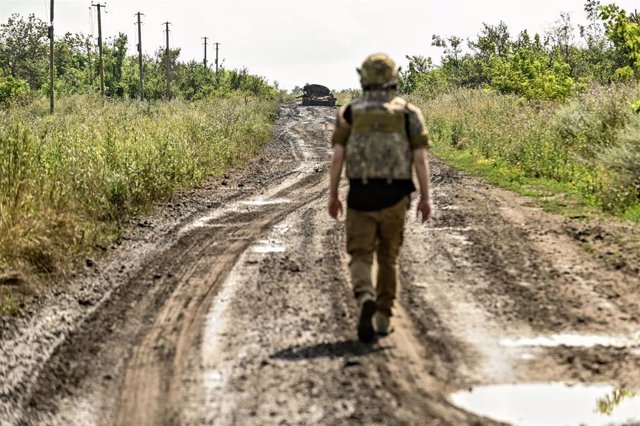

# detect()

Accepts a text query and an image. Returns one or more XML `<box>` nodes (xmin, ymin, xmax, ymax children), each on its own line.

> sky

<box><xmin>1</xmin><ymin>0</ymin><xmax>639</xmax><ymax>91</ymax></box>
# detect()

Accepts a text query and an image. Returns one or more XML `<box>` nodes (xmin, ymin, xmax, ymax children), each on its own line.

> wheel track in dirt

<box><xmin>12</xmin><ymin>105</ymin><xmax>333</xmax><ymax>425</ymax></box>
<box><xmin>115</xmin><ymin>196</ymin><xmax>326</xmax><ymax>426</ymax></box>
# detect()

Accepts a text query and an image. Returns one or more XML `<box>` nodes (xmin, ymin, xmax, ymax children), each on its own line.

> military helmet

<box><xmin>358</xmin><ymin>53</ymin><xmax>399</xmax><ymax>89</ymax></box>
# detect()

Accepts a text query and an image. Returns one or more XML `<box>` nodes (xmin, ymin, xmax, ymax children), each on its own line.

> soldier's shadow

<box><xmin>270</xmin><ymin>339</ymin><xmax>390</xmax><ymax>361</ymax></box>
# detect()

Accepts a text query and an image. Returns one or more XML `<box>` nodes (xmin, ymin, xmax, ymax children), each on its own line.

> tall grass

<box><xmin>412</xmin><ymin>85</ymin><xmax>640</xmax><ymax>220</ymax></box>
<box><xmin>0</xmin><ymin>95</ymin><xmax>278</xmax><ymax>276</ymax></box>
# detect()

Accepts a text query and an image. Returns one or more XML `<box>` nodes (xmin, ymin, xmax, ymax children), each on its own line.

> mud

<box><xmin>1</xmin><ymin>103</ymin><xmax>639</xmax><ymax>425</ymax></box>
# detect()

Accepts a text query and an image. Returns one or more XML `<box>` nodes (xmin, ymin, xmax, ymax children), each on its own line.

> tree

<box><xmin>598</xmin><ymin>3</ymin><xmax>640</xmax><ymax>80</ymax></box>
<box><xmin>487</xmin><ymin>30</ymin><xmax>574</xmax><ymax>100</ymax></box>
<box><xmin>54</xmin><ymin>32</ymin><xmax>92</xmax><ymax>94</ymax></box>
<box><xmin>0</xmin><ymin>14</ymin><xmax>48</xmax><ymax>89</ymax></box>
<box><xmin>469</xmin><ymin>22</ymin><xmax>511</xmax><ymax>60</ymax></box>
<box><xmin>432</xmin><ymin>34</ymin><xmax>463</xmax><ymax>64</ymax></box>
<box><xmin>103</xmin><ymin>33</ymin><xmax>129</xmax><ymax>97</ymax></box>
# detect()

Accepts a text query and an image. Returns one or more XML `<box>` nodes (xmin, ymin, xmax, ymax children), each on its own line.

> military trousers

<box><xmin>345</xmin><ymin>196</ymin><xmax>409</xmax><ymax>314</ymax></box>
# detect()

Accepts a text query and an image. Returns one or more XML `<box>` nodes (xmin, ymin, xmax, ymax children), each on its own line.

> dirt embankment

<box><xmin>1</xmin><ymin>103</ymin><xmax>639</xmax><ymax>425</ymax></box>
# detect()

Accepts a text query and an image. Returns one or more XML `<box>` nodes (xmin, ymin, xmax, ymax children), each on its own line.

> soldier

<box><xmin>328</xmin><ymin>53</ymin><xmax>433</xmax><ymax>343</ymax></box>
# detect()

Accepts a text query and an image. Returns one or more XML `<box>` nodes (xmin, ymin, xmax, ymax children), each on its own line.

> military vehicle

<box><xmin>298</xmin><ymin>84</ymin><xmax>337</xmax><ymax>107</ymax></box>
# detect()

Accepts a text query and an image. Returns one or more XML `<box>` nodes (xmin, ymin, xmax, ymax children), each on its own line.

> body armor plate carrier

<box><xmin>346</xmin><ymin>96</ymin><xmax>412</xmax><ymax>183</ymax></box>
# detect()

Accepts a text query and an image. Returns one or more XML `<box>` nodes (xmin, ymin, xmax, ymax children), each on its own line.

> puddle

<box><xmin>204</xmin><ymin>369</ymin><xmax>224</xmax><ymax>390</ymax></box>
<box><xmin>240</xmin><ymin>197</ymin><xmax>291</xmax><ymax>206</ymax></box>
<box><xmin>251</xmin><ymin>239</ymin><xmax>286</xmax><ymax>254</ymax></box>
<box><xmin>451</xmin><ymin>383</ymin><xmax>640</xmax><ymax>426</ymax></box>
<box><xmin>500</xmin><ymin>334</ymin><xmax>640</xmax><ymax>349</ymax></box>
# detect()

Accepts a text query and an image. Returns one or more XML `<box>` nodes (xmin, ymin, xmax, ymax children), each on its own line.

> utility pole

<box><xmin>92</xmin><ymin>3</ymin><xmax>106</xmax><ymax>96</ymax></box>
<box><xmin>214</xmin><ymin>42</ymin><xmax>221</xmax><ymax>73</ymax></box>
<box><xmin>135</xmin><ymin>12</ymin><xmax>144</xmax><ymax>101</ymax></box>
<box><xmin>48</xmin><ymin>0</ymin><xmax>54</xmax><ymax>113</ymax></box>
<box><xmin>163</xmin><ymin>22</ymin><xmax>171</xmax><ymax>100</ymax></box>
<box><xmin>202</xmin><ymin>37</ymin><xmax>208</xmax><ymax>68</ymax></box>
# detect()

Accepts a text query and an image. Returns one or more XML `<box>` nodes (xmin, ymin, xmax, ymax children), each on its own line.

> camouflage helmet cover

<box><xmin>358</xmin><ymin>53</ymin><xmax>399</xmax><ymax>89</ymax></box>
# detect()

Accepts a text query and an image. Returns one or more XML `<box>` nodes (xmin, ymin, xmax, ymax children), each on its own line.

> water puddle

<box><xmin>500</xmin><ymin>334</ymin><xmax>640</xmax><ymax>349</ymax></box>
<box><xmin>204</xmin><ymin>369</ymin><xmax>224</xmax><ymax>390</ymax></box>
<box><xmin>251</xmin><ymin>239</ymin><xmax>286</xmax><ymax>254</ymax></box>
<box><xmin>451</xmin><ymin>383</ymin><xmax>640</xmax><ymax>425</ymax></box>
<box><xmin>240</xmin><ymin>197</ymin><xmax>291</xmax><ymax>206</ymax></box>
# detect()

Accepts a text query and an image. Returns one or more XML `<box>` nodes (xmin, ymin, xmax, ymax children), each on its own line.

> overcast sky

<box><xmin>1</xmin><ymin>0</ymin><xmax>638</xmax><ymax>90</ymax></box>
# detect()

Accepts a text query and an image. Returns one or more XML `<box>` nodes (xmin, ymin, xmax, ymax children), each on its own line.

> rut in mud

<box><xmin>1</xmin><ymin>103</ymin><xmax>640</xmax><ymax>425</ymax></box>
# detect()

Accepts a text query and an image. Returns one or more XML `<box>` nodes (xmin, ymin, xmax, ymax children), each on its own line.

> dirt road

<box><xmin>2</xmin><ymin>104</ymin><xmax>640</xmax><ymax>425</ymax></box>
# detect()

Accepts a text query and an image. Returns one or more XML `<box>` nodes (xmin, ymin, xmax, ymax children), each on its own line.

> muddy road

<box><xmin>2</xmin><ymin>104</ymin><xmax>640</xmax><ymax>425</ymax></box>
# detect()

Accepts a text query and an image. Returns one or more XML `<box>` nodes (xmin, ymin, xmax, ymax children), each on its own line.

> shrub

<box><xmin>0</xmin><ymin>74</ymin><xmax>30</xmax><ymax>107</ymax></box>
<box><xmin>0</xmin><ymin>95</ymin><xmax>278</xmax><ymax>276</ymax></box>
<box><xmin>413</xmin><ymin>83</ymin><xmax>640</xmax><ymax>216</ymax></box>
<box><xmin>598</xmin><ymin>115</ymin><xmax>640</xmax><ymax>211</ymax></box>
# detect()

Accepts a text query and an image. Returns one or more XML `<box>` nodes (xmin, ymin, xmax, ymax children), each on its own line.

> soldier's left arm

<box><xmin>406</xmin><ymin>103</ymin><xmax>432</xmax><ymax>150</ymax></box>
<box><xmin>407</xmin><ymin>103</ymin><xmax>433</xmax><ymax>221</ymax></box>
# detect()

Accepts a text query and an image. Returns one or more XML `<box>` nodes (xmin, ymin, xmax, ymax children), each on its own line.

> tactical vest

<box><xmin>345</xmin><ymin>96</ymin><xmax>412</xmax><ymax>183</ymax></box>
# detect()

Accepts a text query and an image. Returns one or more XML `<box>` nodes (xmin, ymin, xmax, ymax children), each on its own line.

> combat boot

<box><xmin>357</xmin><ymin>294</ymin><xmax>377</xmax><ymax>343</ymax></box>
<box><xmin>374</xmin><ymin>311</ymin><xmax>392</xmax><ymax>336</ymax></box>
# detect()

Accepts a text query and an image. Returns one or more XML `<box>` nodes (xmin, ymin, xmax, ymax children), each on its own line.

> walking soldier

<box><xmin>328</xmin><ymin>53</ymin><xmax>433</xmax><ymax>343</ymax></box>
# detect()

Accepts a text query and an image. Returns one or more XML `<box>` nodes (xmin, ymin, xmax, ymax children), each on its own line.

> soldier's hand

<box><xmin>328</xmin><ymin>196</ymin><xmax>343</xmax><ymax>219</ymax></box>
<box><xmin>417</xmin><ymin>198</ymin><xmax>432</xmax><ymax>222</ymax></box>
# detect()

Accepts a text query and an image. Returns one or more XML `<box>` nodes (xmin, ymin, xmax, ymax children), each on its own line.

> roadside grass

<box><xmin>335</xmin><ymin>89</ymin><xmax>362</xmax><ymax>107</ymax></box>
<box><xmin>431</xmin><ymin>143</ymin><xmax>604</xmax><ymax>219</ymax></box>
<box><xmin>0</xmin><ymin>94</ymin><xmax>278</xmax><ymax>305</ymax></box>
<box><xmin>413</xmin><ymin>85</ymin><xmax>640</xmax><ymax>222</ymax></box>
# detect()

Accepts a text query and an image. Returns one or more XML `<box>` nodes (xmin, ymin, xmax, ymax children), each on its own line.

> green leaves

<box><xmin>598</xmin><ymin>4</ymin><xmax>640</xmax><ymax>79</ymax></box>
<box><xmin>487</xmin><ymin>47</ymin><xmax>575</xmax><ymax>101</ymax></box>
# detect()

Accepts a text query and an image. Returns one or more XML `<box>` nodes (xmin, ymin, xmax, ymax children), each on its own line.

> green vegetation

<box><xmin>0</xmin><ymin>95</ymin><xmax>278</xmax><ymax>283</ymax></box>
<box><xmin>0</xmin><ymin>13</ymin><xmax>282</xmax><ymax>314</ymax></box>
<box><xmin>413</xmin><ymin>85</ymin><xmax>640</xmax><ymax>220</ymax></box>
<box><xmin>0</xmin><ymin>13</ymin><xmax>280</xmax><ymax>104</ymax></box>
<box><xmin>334</xmin><ymin>89</ymin><xmax>362</xmax><ymax>106</ymax></box>
<box><xmin>401</xmin><ymin>1</ymin><xmax>640</xmax><ymax>220</ymax></box>
<box><xmin>597</xmin><ymin>388</ymin><xmax>639</xmax><ymax>415</ymax></box>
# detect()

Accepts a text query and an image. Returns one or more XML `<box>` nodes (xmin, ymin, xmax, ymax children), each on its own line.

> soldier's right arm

<box><xmin>331</xmin><ymin>105</ymin><xmax>351</xmax><ymax>147</ymax></box>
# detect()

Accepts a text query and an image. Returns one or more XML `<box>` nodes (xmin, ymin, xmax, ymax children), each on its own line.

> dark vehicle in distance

<box><xmin>299</xmin><ymin>84</ymin><xmax>337</xmax><ymax>107</ymax></box>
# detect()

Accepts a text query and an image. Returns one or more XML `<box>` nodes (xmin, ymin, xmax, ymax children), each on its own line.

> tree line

<box><xmin>399</xmin><ymin>1</ymin><xmax>640</xmax><ymax>100</ymax></box>
<box><xmin>0</xmin><ymin>13</ymin><xmax>279</xmax><ymax>107</ymax></box>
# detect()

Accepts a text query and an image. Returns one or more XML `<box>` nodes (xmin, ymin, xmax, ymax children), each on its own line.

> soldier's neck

<box><xmin>362</xmin><ymin>89</ymin><xmax>397</xmax><ymax>102</ymax></box>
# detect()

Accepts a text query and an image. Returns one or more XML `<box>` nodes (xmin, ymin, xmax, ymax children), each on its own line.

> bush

<box><xmin>0</xmin><ymin>95</ymin><xmax>278</xmax><ymax>276</ymax></box>
<box><xmin>413</xmin><ymin>83</ymin><xmax>640</xmax><ymax>216</ymax></box>
<box><xmin>552</xmin><ymin>84</ymin><xmax>637</xmax><ymax>158</ymax></box>
<box><xmin>598</xmin><ymin>115</ymin><xmax>640</xmax><ymax>211</ymax></box>
<box><xmin>0</xmin><ymin>74</ymin><xmax>30</xmax><ymax>107</ymax></box>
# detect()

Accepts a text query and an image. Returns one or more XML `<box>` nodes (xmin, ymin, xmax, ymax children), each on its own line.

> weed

<box><xmin>413</xmin><ymin>85</ymin><xmax>640</xmax><ymax>220</ymax></box>
<box><xmin>0</xmin><ymin>95</ymin><xmax>278</xmax><ymax>279</ymax></box>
